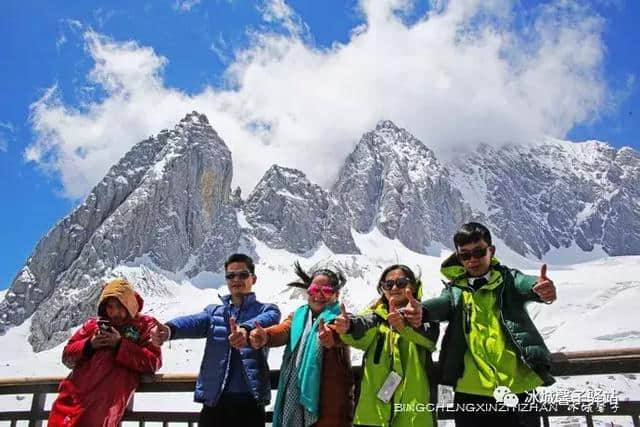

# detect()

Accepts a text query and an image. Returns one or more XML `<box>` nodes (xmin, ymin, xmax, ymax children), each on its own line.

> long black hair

<box><xmin>286</xmin><ymin>260</ymin><xmax>347</xmax><ymax>291</ymax></box>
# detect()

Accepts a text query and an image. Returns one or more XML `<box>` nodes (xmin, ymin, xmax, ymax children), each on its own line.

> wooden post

<box><xmin>28</xmin><ymin>392</ymin><xmax>46</xmax><ymax>427</ymax></box>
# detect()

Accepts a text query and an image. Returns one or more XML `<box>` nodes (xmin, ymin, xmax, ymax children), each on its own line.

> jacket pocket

<box><xmin>373</xmin><ymin>334</ymin><xmax>385</xmax><ymax>365</ymax></box>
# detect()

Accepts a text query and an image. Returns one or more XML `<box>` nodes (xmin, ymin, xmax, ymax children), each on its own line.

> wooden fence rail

<box><xmin>1</xmin><ymin>348</ymin><xmax>639</xmax><ymax>426</ymax></box>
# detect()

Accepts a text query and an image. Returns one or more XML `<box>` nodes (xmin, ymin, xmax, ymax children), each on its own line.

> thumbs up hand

<box><xmin>532</xmin><ymin>264</ymin><xmax>557</xmax><ymax>304</ymax></box>
<box><xmin>148</xmin><ymin>320</ymin><xmax>170</xmax><ymax>347</ymax></box>
<box><xmin>317</xmin><ymin>319</ymin><xmax>336</xmax><ymax>348</ymax></box>
<box><xmin>249</xmin><ymin>322</ymin><xmax>269</xmax><ymax>349</ymax></box>
<box><xmin>333</xmin><ymin>303</ymin><xmax>350</xmax><ymax>335</ymax></box>
<box><xmin>402</xmin><ymin>288</ymin><xmax>423</xmax><ymax>328</ymax></box>
<box><xmin>228</xmin><ymin>317</ymin><xmax>248</xmax><ymax>349</ymax></box>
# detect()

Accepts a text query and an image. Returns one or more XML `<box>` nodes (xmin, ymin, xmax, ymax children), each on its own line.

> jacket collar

<box><xmin>440</xmin><ymin>252</ymin><xmax>502</xmax><ymax>288</ymax></box>
<box><xmin>219</xmin><ymin>292</ymin><xmax>257</xmax><ymax>307</ymax></box>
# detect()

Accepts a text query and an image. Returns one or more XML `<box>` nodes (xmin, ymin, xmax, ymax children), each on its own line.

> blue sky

<box><xmin>1</xmin><ymin>0</ymin><xmax>638</xmax><ymax>290</ymax></box>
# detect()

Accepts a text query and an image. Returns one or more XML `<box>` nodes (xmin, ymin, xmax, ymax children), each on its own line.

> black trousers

<box><xmin>198</xmin><ymin>393</ymin><xmax>265</xmax><ymax>427</ymax></box>
<box><xmin>453</xmin><ymin>392</ymin><xmax>540</xmax><ymax>427</ymax></box>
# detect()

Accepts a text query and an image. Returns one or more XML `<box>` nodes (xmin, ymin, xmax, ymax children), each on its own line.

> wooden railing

<box><xmin>1</xmin><ymin>348</ymin><xmax>639</xmax><ymax>426</ymax></box>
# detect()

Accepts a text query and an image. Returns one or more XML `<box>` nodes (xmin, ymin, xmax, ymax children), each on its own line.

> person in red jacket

<box><xmin>48</xmin><ymin>278</ymin><xmax>162</xmax><ymax>427</ymax></box>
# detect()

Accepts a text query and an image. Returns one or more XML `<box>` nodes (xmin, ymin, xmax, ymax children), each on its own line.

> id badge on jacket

<box><xmin>377</xmin><ymin>371</ymin><xmax>402</xmax><ymax>403</ymax></box>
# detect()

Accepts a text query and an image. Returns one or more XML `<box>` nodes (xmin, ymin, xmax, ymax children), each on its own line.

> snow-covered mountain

<box><xmin>1</xmin><ymin>111</ymin><xmax>640</xmax><ymax>358</ymax></box>
<box><xmin>449</xmin><ymin>140</ymin><xmax>640</xmax><ymax>258</ymax></box>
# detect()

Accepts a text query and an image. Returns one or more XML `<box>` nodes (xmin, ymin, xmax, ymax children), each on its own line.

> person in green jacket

<box><xmin>419</xmin><ymin>222</ymin><xmax>557</xmax><ymax>427</ymax></box>
<box><xmin>335</xmin><ymin>264</ymin><xmax>439</xmax><ymax>427</ymax></box>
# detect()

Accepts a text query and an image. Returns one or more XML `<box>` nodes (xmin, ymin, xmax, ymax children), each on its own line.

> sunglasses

<box><xmin>225</xmin><ymin>271</ymin><xmax>252</xmax><ymax>281</ymax></box>
<box><xmin>457</xmin><ymin>246</ymin><xmax>491</xmax><ymax>261</ymax></box>
<box><xmin>380</xmin><ymin>277</ymin><xmax>413</xmax><ymax>291</ymax></box>
<box><xmin>308</xmin><ymin>284</ymin><xmax>335</xmax><ymax>298</ymax></box>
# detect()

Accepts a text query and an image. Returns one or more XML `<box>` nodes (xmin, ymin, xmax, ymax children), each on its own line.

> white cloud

<box><xmin>173</xmin><ymin>0</ymin><xmax>201</xmax><ymax>12</ymax></box>
<box><xmin>259</xmin><ymin>0</ymin><xmax>309</xmax><ymax>38</ymax></box>
<box><xmin>0</xmin><ymin>122</ymin><xmax>15</xmax><ymax>133</ymax></box>
<box><xmin>93</xmin><ymin>8</ymin><xmax>118</xmax><ymax>28</ymax></box>
<box><xmin>0</xmin><ymin>122</ymin><xmax>15</xmax><ymax>153</ymax></box>
<box><xmin>55</xmin><ymin>19</ymin><xmax>84</xmax><ymax>51</ymax></box>
<box><xmin>29</xmin><ymin>0</ymin><xmax>608</xmax><ymax>200</ymax></box>
<box><xmin>210</xmin><ymin>33</ymin><xmax>231</xmax><ymax>64</ymax></box>
<box><xmin>56</xmin><ymin>34</ymin><xmax>67</xmax><ymax>49</ymax></box>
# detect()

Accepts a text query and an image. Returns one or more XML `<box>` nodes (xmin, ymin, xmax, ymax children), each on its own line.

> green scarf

<box><xmin>291</xmin><ymin>302</ymin><xmax>341</xmax><ymax>415</ymax></box>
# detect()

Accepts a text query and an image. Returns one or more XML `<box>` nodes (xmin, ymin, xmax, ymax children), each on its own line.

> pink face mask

<box><xmin>307</xmin><ymin>284</ymin><xmax>334</xmax><ymax>299</ymax></box>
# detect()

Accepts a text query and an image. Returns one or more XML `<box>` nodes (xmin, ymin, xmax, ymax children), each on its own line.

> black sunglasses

<box><xmin>225</xmin><ymin>271</ymin><xmax>252</xmax><ymax>280</ymax></box>
<box><xmin>380</xmin><ymin>277</ymin><xmax>413</xmax><ymax>291</ymax></box>
<box><xmin>457</xmin><ymin>246</ymin><xmax>491</xmax><ymax>261</ymax></box>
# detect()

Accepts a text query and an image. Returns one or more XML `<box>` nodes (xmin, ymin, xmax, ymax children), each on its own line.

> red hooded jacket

<box><xmin>48</xmin><ymin>279</ymin><xmax>162</xmax><ymax>427</ymax></box>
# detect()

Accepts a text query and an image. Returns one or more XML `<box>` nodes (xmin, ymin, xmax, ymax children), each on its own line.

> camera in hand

<box><xmin>98</xmin><ymin>319</ymin><xmax>113</xmax><ymax>333</ymax></box>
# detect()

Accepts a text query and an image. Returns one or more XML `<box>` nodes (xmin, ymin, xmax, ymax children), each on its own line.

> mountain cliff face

<box><xmin>244</xmin><ymin>165</ymin><xmax>329</xmax><ymax>254</ymax></box>
<box><xmin>330</xmin><ymin>120</ymin><xmax>473</xmax><ymax>253</ymax></box>
<box><xmin>1</xmin><ymin>112</ymin><xmax>246</xmax><ymax>351</ymax></box>
<box><xmin>2</xmin><ymin>113</ymin><xmax>639</xmax><ymax>351</ymax></box>
<box><xmin>449</xmin><ymin>141</ymin><xmax>640</xmax><ymax>257</ymax></box>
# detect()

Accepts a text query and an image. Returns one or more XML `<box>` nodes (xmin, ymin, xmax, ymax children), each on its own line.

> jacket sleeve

<box><xmin>396</xmin><ymin>322</ymin><xmax>438</xmax><ymax>351</ymax></box>
<box><xmin>239</xmin><ymin>303</ymin><xmax>281</xmax><ymax>333</ymax></box>
<box><xmin>511</xmin><ymin>270</ymin><xmax>543</xmax><ymax>303</ymax></box>
<box><xmin>265</xmin><ymin>313</ymin><xmax>293</xmax><ymax>347</ymax></box>
<box><xmin>114</xmin><ymin>318</ymin><xmax>162</xmax><ymax>374</ymax></box>
<box><xmin>339</xmin><ymin>312</ymin><xmax>379</xmax><ymax>351</ymax></box>
<box><xmin>166</xmin><ymin>307</ymin><xmax>213</xmax><ymax>340</ymax></box>
<box><xmin>422</xmin><ymin>288</ymin><xmax>453</xmax><ymax>321</ymax></box>
<box><xmin>61</xmin><ymin>320</ymin><xmax>97</xmax><ymax>369</ymax></box>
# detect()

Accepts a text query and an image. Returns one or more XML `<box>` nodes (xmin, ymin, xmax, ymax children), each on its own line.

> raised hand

<box><xmin>387</xmin><ymin>308</ymin><xmax>406</xmax><ymax>331</ymax></box>
<box><xmin>402</xmin><ymin>288</ymin><xmax>422</xmax><ymax>328</ymax></box>
<box><xmin>249</xmin><ymin>321</ymin><xmax>269</xmax><ymax>349</ymax></box>
<box><xmin>317</xmin><ymin>319</ymin><xmax>336</xmax><ymax>348</ymax></box>
<box><xmin>333</xmin><ymin>303</ymin><xmax>350</xmax><ymax>334</ymax></box>
<box><xmin>228</xmin><ymin>317</ymin><xmax>248</xmax><ymax>349</ymax></box>
<box><xmin>149</xmin><ymin>321</ymin><xmax>170</xmax><ymax>347</ymax></box>
<box><xmin>532</xmin><ymin>264</ymin><xmax>556</xmax><ymax>304</ymax></box>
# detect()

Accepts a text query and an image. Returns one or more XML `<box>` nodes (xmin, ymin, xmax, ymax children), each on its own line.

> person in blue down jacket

<box><xmin>151</xmin><ymin>253</ymin><xmax>281</xmax><ymax>426</ymax></box>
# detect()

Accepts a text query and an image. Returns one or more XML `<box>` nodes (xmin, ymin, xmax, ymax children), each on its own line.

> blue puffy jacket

<box><xmin>167</xmin><ymin>292</ymin><xmax>281</xmax><ymax>406</ymax></box>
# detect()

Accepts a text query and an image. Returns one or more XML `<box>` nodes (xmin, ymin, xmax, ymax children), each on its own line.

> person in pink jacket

<box><xmin>48</xmin><ymin>278</ymin><xmax>162</xmax><ymax>427</ymax></box>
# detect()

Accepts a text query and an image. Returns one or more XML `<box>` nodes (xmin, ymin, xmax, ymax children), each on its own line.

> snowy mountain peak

<box><xmin>244</xmin><ymin>164</ymin><xmax>329</xmax><ymax>254</ymax></box>
<box><xmin>447</xmin><ymin>138</ymin><xmax>640</xmax><ymax>258</ymax></box>
<box><xmin>179</xmin><ymin>110</ymin><xmax>210</xmax><ymax>126</ymax></box>
<box><xmin>330</xmin><ymin>122</ymin><xmax>471</xmax><ymax>253</ymax></box>
<box><xmin>0</xmin><ymin>111</ymin><xmax>244</xmax><ymax>351</ymax></box>
<box><xmin>3</xmin><ymin>112</ymin><xmax>640</xmax><ymax>353</ymax></box>
<box><xmin>262</xmin><ymin>164</ymin><xmax>308</xmax><ymax>182</ymax></box>
<box><xmin>375</xmin><ymin>119</ymin><xmax>400</xmax><ymax>131</ymax></box>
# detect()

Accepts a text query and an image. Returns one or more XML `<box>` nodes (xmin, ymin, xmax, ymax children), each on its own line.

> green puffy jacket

<box><xmin>423</xmin><ymin>254</ymin><xmax>555</xmax><ymax>394</ymax></box>
<box><xmin>340</xmin><ymin>303</ymin><xmax>439</xmax><ymax>427</ymax></box>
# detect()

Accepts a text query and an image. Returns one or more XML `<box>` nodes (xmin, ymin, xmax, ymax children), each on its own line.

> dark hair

<box><xmin>287</xmin><ymin>261</ymin><xmax>346</xmax><ymax>291</ymax></box>
<box><xmin>224</xmin><ymin>253</ymin><xmax>255</xmax><ymax>274</ymax></box>
<box><xmin>453</xmin><ymin>222</ymin><xmax>492</xmax><ymax>249</ymax></box>
<box><xmin>374</xmin><ymin>264</ymin><xmax>420</xmax><ymax>308</ymax></box>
